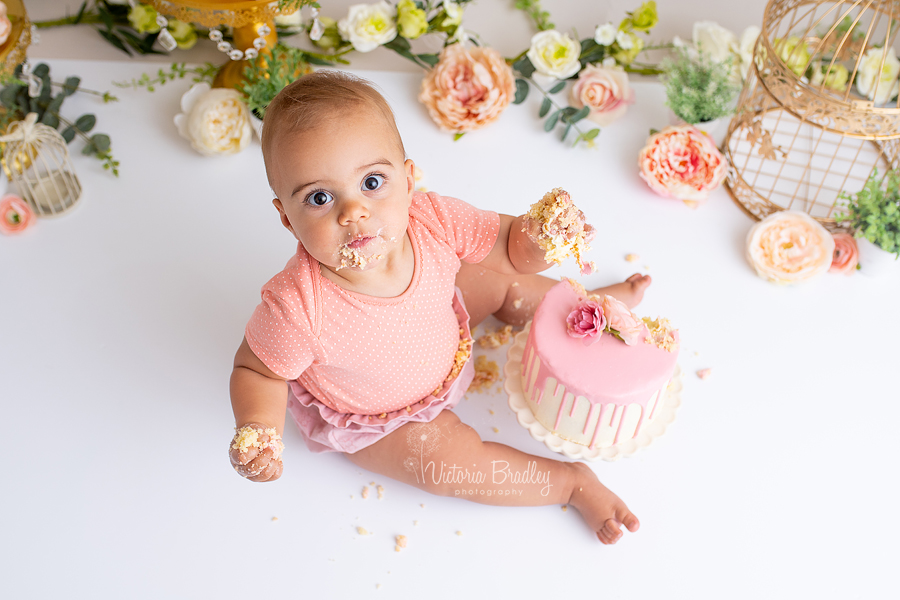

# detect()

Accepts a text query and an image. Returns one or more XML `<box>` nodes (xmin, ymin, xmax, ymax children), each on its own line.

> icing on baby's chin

<box><xmin>334</xmin><ymin>227</ymin><xmax>396</xmax><ymax>271</ymax></box>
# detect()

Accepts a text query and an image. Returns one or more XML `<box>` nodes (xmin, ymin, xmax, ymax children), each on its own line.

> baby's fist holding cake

<box><xmin>523</xmin><ymin>188</ymin><xmax>596</xmax><ymax>274</ymax></box>
<box><xmin>229</xmin><ymin>424</ymin><xmax>284</xmax><ymax>482</ymax></box>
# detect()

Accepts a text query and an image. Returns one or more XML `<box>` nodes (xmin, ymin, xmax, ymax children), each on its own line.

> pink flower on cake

<box><xmin>829</xmin><ymin>232</ymin><xmax>859</xmax><ymax>275</ymax></box>
<box><xmin>0</xmin><ymin>195</ymin><xmax>35</xmax><ymax>235</ymax></box>
<box><xmin>566</xmin><ymin>300</ymin><xmax>607</xmax><ymax>345</ymax></box>
<box><xmin>418</xmin><ymin>43</ymin><xmax>516</xmax><ymax>133</ymax></box>
<box><xmin>569</xmin><ymin>64</ymin><xmax>634</xmax><ymax>127</ymax></box>
<box><xmin>638</xmin><ymin>125</ymin><xmax>727</xmax><ymax>204</ymax></box>
<box><xmin>745</xmin><ymin>211</ymin><xmax>835</xmax><ymax>284</ymax></box>
<box><xmin>600</xmin><ymin>295</ymin><xmax>645</xmax><ymax>346</ymax></box>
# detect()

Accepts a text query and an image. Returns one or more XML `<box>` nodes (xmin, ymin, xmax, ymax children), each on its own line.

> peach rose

<box><xmin>0</xmin><ymin>195</ymin><xmax>35</xmax><ymax>235</ymax></box>
<box><xmin>830</xmin><ymin>232</ymin><xmax>859</xmax><ymax>275</ymax></box>
<box><xmin>569</xmin><ymin>64</ymin><xmax>634</xmax><ymax>127</ymax></box>
<box><xmin>638</xmin><ymin>125</ymin><xmax>727</xmax><ymax>203</ymax></box>
<box><xmin>601</xmin><ymin>295</ymin><xmax>645</xmax><ymax>346</ymax></box>
<box><xmin>418</xmin><ymin>44</ymin><xmax>516</xmax><ymax>133</ymax></box>
<box><xmin>746</xmin><ymin>211</ymin><xmax>835</xmax><ymax>284</ymax></box>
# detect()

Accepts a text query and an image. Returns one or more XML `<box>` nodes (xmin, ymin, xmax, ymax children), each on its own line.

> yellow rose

<box><xmin>397</xmin><ymin>0</ymin><xmax>428</xmax><ymax>39</ymax></box>
<box><xmin>628</xmin><ymin>1</ymin><xmax>658</xmax><ymax>32</ymax></box>
<box><xmin>311</xmin><ymin>17</ymin><xmax>342</xmax><ymax>50</ymax></box>
<box><xmin>167</xmin><ymin>19</ymin><xmax>197</xmax><ymax>50</ymax></box>
<box><xmin>774</xmin><ymin>36</ymin><xmax>810</xmax><ymax>77</ymax></box>
<box><xmin>128</xmin><ymin>4</ymin><xmax>160</xmax><ymax>34</ymax></box>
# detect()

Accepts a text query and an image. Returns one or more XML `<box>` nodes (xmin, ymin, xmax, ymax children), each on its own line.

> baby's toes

<box><xmin>603</xmin><ymin>518</ymin><xmax>623</xmax><ymax>539</ymax></box>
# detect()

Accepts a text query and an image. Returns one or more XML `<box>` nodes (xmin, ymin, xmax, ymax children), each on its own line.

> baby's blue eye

<box><xmin>363</xmin><ymin>174</ymin><xmax>384</xmax><ymax>191</ymax></box>
<box><xmin>307</xmin><ymin>190</ymin><xmax>333</xmax><ymax>206</ymax></box>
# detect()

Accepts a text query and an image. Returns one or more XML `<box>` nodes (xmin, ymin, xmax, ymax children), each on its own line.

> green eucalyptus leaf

<box><xmin>62</xmin><ymin>77</ymin><xmax>81</xmax><ymax>96</ymax></box>
<box><xmin>513</xmin><ymin>56</ymin><xmax>535</xmax><ymax>78</ymax></box>
<box><xmin>99</xmin><ymin>29</ymin><xmax>133</xmax><ymax>56</ymax></box>
<box><xmin>569</xmin><ymin>105</ymin><xmax>590</xmax><ymax>124</ymax></box>
<box><xmin>61</xmin><ymin>126</ymin><xmax>76</xmax><ymax>143</ymax></box>
<box><xmin>538</xmin><ymin>97</ymin><xmax>551</xmax><ymax>117</ymax></box>
<box><xmin>90</xmin><ymin>134</ymin><xmax>111</xmax><ymax>153</ymax></box>
<box><xmin>417</xmin><ymin>53</ymin><xmax>439</xmax><ymax>67</ymax></box>
<box><xmin>40</xmin><ymin>112</ymin><xmax>59</xmax><ymax>129</ymax></box>
<box><xmin>75</xmin><ymin>114</ymin><xmax>96</xmax><ymax>133</ymax></box>
<box><xmin>513</xmin><ymin>79</ymin><xmax>528</xmax><ymax>105</ymax></box>
<box><xmin>544</xmin><ymin>109</ymin><xmax>560</xmax><ymax>131</ymax></box>
<box><xmin>548</xmin><ymin>80</ymin><xmax>566</xmax><ymax>94</ymax></box>
<box><xmin>32</xmin><ymin>64</ymin><xmax>50</xmax><ymax>79</ymax></box>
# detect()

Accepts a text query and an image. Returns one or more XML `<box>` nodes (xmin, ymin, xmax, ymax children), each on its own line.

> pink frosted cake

<box><xmin>520</xmin><ymin>280</ymin><xmax>679</xmax><ymax>450</ymax></box>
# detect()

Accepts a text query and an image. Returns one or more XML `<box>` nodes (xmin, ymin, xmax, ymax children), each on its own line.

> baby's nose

<box><xmin>338</xmin><ymin>196</ymin><xmax>369</xmax><ymax>224</ymax></box>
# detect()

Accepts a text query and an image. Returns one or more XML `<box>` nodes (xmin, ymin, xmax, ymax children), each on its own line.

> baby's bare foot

<box><xmin>567</xmin><ymin>462</ymin><xmax>639</xmax><ymax>544</ymax></box>
<box><xmin>592</xmin><ymin>273</ymin><xmax>651</xmax><ymax>309</ymax></box>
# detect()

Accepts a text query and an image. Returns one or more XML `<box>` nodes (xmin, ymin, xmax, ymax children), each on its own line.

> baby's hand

<box><xmin>229</xmin><ymin>423</ymin><xmax>284</xmax><ymax>483</ymax></box>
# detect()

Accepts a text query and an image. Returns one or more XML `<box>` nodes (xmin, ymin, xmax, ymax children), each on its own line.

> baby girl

<box><xmin>228</xmin><ymin>71</ymin><xmax>651</xmax><ymax>544</ymax></box>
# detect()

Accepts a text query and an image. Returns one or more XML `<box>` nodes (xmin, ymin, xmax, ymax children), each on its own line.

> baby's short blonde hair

<box><xmin>261</xmin><ymin>70</ymin><xmax>406</xmax><ymax>176</ymax></box>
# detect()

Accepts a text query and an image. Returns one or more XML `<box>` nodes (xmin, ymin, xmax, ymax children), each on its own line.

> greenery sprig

<box><xmin>0</xmin><ymin>63</ymin><xmax>119</xmax><ymax>176</ymax></box>
<box><xmin>514</xmin><ymin>0</ymin><xmax>554</xmax><ymax>32</ymax></box>
<box><xmin>836</xmin><ymin>169</ymin><xmax>900</xmax><ymax>256</ymax></box>
<box><xmin>113</xmin><ymin>62</ymin><xmax>220</xmax><ymax>92</ymax></box>
<box><xmin>661</xmin><ymin>48</ymin><xmax>738</xmax><ymax>124</ymax></box>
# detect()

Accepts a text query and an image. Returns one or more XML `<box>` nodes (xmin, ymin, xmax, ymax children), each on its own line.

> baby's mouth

<box><xmin>347</xmin><ymin>236</ymin><xmax>374</xmax><ymax>249</ymax></box>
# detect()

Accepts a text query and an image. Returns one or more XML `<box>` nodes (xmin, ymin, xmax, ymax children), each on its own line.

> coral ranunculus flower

<box><xmin>746</xmin><ymin>211</ymin><xmax>835</xmax><ymax>284</ymax></box>
<box><xmin>638</xmin><ymin>125</ymin><xmax>727</xmax><ymax>203</ymax></box>
<box><xmin>830</xmin><ymin>232</ymin><xmax>859</xmax><ymax>275</ymax></box>
<box><xmin>418</xmin><ymin>44</ymin><xmax>516</xmax><ymax>133</ymax></box>
<box><xmin>0</xmin><ymin>195</ymin><xmax>36</xmax><ymax>235</ymax></box>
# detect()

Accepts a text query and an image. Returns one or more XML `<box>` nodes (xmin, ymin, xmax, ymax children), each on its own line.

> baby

<box><xmin>229</xmin><ymin>71</ymin><xmax>651</xmax><ymax>545</ymax></box>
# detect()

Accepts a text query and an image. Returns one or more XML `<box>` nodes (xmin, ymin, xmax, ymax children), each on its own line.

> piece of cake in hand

<box><xmin>520</xmin><ymin>279</ymin><xmax>679</xmax><ymax>450</ymax></box>
<box><xmin>525</xmin><ymin>188</ymin><xmax>595</xmax><ymax>274</ymax></box>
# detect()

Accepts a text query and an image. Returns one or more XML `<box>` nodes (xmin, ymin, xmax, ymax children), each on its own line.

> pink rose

<box><xmin>746</xmin><ymin>211</ymin><xmax>835</xmax><ymax>284</ymax></box>
<box><xmin>638</xmin><ymin>125</ymin><xmax>727</xmax><ymax>203</ymax></box>
<box><xmin>0</xmin><ymin>195</ymin><xmax>35</xmax><ymax>235</ymax></box>
<box><xmin>569</xmin><ymin>64</ymin><xmax>634</xmax><ymax>127</ymax></box>
<box><xmin>600</xmin><ymin>295</ymin><xmax>645</xmax><ymax>345</ymax></box>
<box><xmin>418</xmin><ymin>43</ymin><xmax>516</xmax><ymax>133</ymax></box>
<box><xmin>0</xmin><ymin>2</ymin><xmax>9</xmax><ymax>47</ymax></box>
<box><xmin>830</xmin><ymin>232</ymin><xmax>859</xmax><ymax>275</ymax></box>
<box><xmin>566</xmin><ymin>300</ymin><xmax>606</xmax><ymax>346</ymax></box>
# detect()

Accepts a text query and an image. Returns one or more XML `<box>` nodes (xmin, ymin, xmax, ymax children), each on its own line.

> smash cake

<box><xmin>515</xmin><ymin>279</ymin><xmax>680</xmax><ymax>452</ymax></box>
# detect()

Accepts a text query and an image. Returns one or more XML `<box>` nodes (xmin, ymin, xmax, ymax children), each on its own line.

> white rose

<box><xmin>616</xmin><ymin>30</ymin><xmax>634</xmax><ymax>50</ymax></box>
<box><xmin>442</xmin><ymin>1</ymin><xmax>464</xmax><ymax>28</ymax></box>
<box><xmin>594</xmin><ymin>23</ymin><xmax>616</xmax><ymax>46</ymax></box>
<box><xmin>738</xmin><ymin>25</ymin><xmax>761</xmax><ymax>80</ymax></box>
<box><xmin>174</xmin><ymin>83</ymin><xmax>252</xmax><ymax>156</ymax></box>
<box><xmin>274</xmin><ymin>10</ymin><xmax>303</xmax><ymax>29</ymax></box>
<box><xmin>692</xmin><ymin>21</ymin><xmax>738</xmax><ymax>64</ymax></box>
<box><xmin>527</xmin><ymin>30</ymin><xmax>582</xmax><ymax>79</ymax></box>
<box><xmin>856</xmin><ymin>46</ymin><xmax>900</xmax><ymax>104</ymax></box>
<box><xmin>338</xmin><ymin>2</ymin><xmax>397</xmax><ymax>53</ymax></box>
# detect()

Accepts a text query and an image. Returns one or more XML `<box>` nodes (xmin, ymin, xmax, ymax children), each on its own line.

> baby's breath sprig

<box><xmin>113</xmin><ymin>62</ymin><xmax>219</xmax><ymax>92</ymax></box>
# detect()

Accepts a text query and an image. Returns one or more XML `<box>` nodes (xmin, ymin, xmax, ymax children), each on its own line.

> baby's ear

<box><xmin>404</xmin><ymin>159</ymin><xmax>416</xmax><ymax>199</ymax></box>
<box><xmin>272</xmin><ymin>198</ymin><xmax>295</xmax><ymax>236</ymax></box>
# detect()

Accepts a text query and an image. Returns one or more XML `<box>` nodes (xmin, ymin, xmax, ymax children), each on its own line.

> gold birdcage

<box><xmin>724</xmin><ymin>0</ymin><xmax>900</xmax><ymax>230</ymax></box>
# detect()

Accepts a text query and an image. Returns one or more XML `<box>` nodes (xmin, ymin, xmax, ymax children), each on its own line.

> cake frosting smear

<box><xmin>521</xmin><ymin>280</ymin><xmax>680</xmax><ymax>449</ymax></box>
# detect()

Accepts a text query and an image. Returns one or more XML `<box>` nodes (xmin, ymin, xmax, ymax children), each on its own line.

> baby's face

<box><xmin>268</xmin><ymin>107</ymin><xmax>414</xmax><ymax>274</ymax></box>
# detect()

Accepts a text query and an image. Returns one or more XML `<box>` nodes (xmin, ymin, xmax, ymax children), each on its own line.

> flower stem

<box><xmin>34</xmin><ymin>14</ymin><xmax>104</xmax><ymax>29</ymax></box>
<box><xmin>523</xmin><ymin>75</ymin><xmax>592</xmax><ymax>142</ymax></box>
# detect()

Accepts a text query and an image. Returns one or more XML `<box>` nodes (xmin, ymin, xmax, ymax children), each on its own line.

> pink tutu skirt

<box><xmin>286</xmin><ymin>289</ymin><xmax>474</xmax><ymax>454</ymax></box>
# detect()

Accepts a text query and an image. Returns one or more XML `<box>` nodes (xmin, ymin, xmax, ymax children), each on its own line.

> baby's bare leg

<box><xmin>346</xmin><ymin>410</ymin><xmax>639</xmax><ymax>543</ymax></box>
<box><xmin>456</xmin><ymin>262</ymin><xmax>652</xmax><ymax>327</ymax></box>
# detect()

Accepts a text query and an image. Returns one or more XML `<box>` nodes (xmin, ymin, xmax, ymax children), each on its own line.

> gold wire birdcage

<box><xmin>724</xmin><ymin>0</ymin><xmax>900</xmax><ymax>230</ymax></box>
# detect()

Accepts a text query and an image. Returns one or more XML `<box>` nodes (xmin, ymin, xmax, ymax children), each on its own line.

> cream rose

<box><xmin>638</xmin><ymin>125</ymin><xmax>727</xmax><ymax>203</ymax></box>
<box><xmin>856</xmin><ymin>46</ymin><xmax>900</xmax><ymax>105</ymax></box>
<box><xmin>746</xmin><ymin>211</ymin><xmax>835</xmax><ymax>284</ymax></box>
<box><xmin>527</xmin><ymin>30</ymin><xmax>582</xmax><ymax>79</ymax></box>
<box><xmin>419</xmin><ymin>44</ymin><xmax>515</xmax><ymax>133</ymax></box>
<box><xmin>338</xmin><ymin>2</ymin><xmax>397</xmax><ymax>53</ymax></box>
<box><xmin>738</xmin><ymin>26</ymin><xmax>761</xmax><ymax>80</ymax></box>
<box><xmin>569</xmin><ymin>64</ymin><xmax>633</xmax><ymax>127</ymax></box>
<box><xmin>693</xmin><ymin>21</ymin><xmax>738</xmax><ymax>64</ymax></box>
<box><xmin>174</xmin><ymin>83</ymin><xmax>252</xmax><ymax>156</ymax></box>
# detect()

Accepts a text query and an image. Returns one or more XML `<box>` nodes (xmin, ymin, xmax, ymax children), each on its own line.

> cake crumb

<box><xmin>394</xmin><ymin>546</ymin><xmax>401</xmax><ymax>552</ymax></box>
<box><xmin>370</xmin><ymin>481</ymin><xmax>376</xmax><ymax>485</ymax></box>
<box><xmin>272</xmin><ymin>516</ymin><xmax>279</xmax><ymax>521</ymax></box>
<box><xmin>694</xmin><ymin>351</ymin><xmax>700</xmax><ymax>356</ymax></box>
<box><xmin>643</xmin><ymin>265</ymin><xmax>651</xmax><ymax>270</ymax></box>
<box><xmin>511</xmin><ymin>281</ymin><xmax>520</xmax><ymax>287</ymax></box>
<box><xmin>361</xmin><ymin>486</ymin><xmax>369</xmax><ymax>499</ymax></box>
<box><xmin>489</xmin><ymin>409</ymin><xmax>495</xmax><ymax>415</ymax></box>
<box><xmin>468</xmin><ymin>355</ymin><xmax>500</xmax><ymax>392</ymax></box>
<box><xmin>492</xmin><ymin>427</ymin><xmax>499</xmax><ymax>433</ymax></box>
<box><xmin>476</xmin><ymin>324</ymin><xmax>514</xmax><ymax>349</ymax></box>
<box><xmin>413</xmin><ymin>520</ymin><xmax>419</xmax><ymax>526</ymax></box>
<box><xmin>561</xmin><ymin>505</ymin><xmax>568</xmax><ymax>512</ymax></box>
<box><xmin>697</xmin><ymin>368</ymin><xmax>713</xmax><ymax>380</ymax></box>
<box><xmin>625</xmin><ymin>253</ymin><xmax>640</xmax><ymax>262</ymax></box>
<box><xmin>396</xmin><ymin>535</ymin><xmax>408</xmax><ymax>548</ymax></box>
<box><xmin>376</xmin><ymin>583</ymin><xmax>382</xmax><ymax>590</ymax></box>
<box><xmin>512</xmin><ymin>298</ymin><xmax>523</xmax><ymax>309</ymax></box>
<box><xmin>357</xmin><ymin>526</ymin><xmax>370</xmax><ymax>535</ymax></box>
<box><xmin>377</xmin><ymin>485</ymin><xmax>385</xmax><ymax>500</ymax></box>
<box><xmin>456</xmin><ymin>530</ymin><xmax>463</xmax><ymax>536</ymax></box>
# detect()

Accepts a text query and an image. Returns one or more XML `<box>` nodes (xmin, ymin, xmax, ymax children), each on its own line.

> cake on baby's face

<box><xmin>521</xmin><ymin>279</ymin><xmax>679</xmax><ymax>449</ymax></box>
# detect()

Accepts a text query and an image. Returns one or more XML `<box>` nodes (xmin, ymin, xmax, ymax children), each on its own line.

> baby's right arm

<box><xmin>229</xmin><ymin>337</ymin><xmax>289</xmax><ymax>482</ymax></box>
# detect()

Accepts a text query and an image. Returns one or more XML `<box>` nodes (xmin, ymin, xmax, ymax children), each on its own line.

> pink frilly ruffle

<box><xmin>287</xmin><ymin>289</ymin><xmax>475</xmax><ymax>454</ymax></box>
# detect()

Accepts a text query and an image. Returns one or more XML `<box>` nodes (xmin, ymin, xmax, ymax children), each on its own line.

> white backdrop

<box><xmin>3</xmin><ymin>2</ymin><xmax>900</xmax><ymax>598</ymax></box>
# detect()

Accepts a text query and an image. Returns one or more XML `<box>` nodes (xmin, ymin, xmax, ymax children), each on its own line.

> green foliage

<box><xmin>113</xmin><ymin>62</ymin><xmax>218</xmax><ymax>92</ymax></box>
<box><xmin>0</xmin><ymin>63</ymin><xmax>119</xmax><ymax>176</ymax></box>
<box><xmin>239</xmin><ymin>44</ymin><xmax>316</xmax><ymax>118</ymax></box>
<box><xmin>661</xmin><ymin>48</ymin><xmax>738</xmax><ymax>124</ymax></box>
<box><xmin>514</xmin><ymin>0</ymin><xmax>554</xmax><ymax>31</ymax></box>
<box><xmin>278</xmin><ymin>0</ymin><xmax>319</xmax><ymax>11</ymax></box>
<box><xmin>836</xmin><ymin>169</ymin><xmax>900</xmax><ymax>255</ymax></box>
